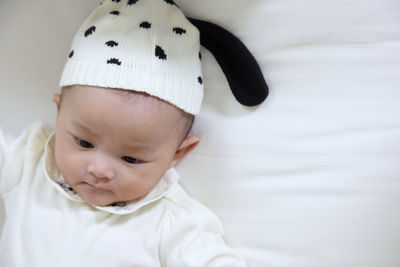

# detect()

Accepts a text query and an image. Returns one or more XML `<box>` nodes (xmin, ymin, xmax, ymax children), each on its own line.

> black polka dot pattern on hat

<box><xmin>106</xmin><ymin>40</ymin><xmax>119</xmax><ymax>47</ymax></box>
<box><xmin>105</xmin><ymin>40</ymin><xmax>119</xmax><ymax>47</ymax></box>
<box><xmin>71</xmin><ymin>0</ymin><xmax>204</xmax><ymax>84</ymax></box>
<box><xmin>173</xmin><ymin>27</ymin><xmax>186</xmax><ymax>35</ymax></box>
<box><xmin>140</xmin><ymin>21</ymin><xmax>151</xmax><ymax>29</ymax></box>
<box><xmin>107</xmin><ymin>58</ymin><xmax>122</xmax><ymax>65</ymax></box>
<box><xmin>84</xmin><ymin>26</ymin><xmax>96</xmax><ymax>37</ymax></box>
<box><xmin>155</xmin><ymin>45</ymin><xmax>167</xmax><ymax>60</ymax></box>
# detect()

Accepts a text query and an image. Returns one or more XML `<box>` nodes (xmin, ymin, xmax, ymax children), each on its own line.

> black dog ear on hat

<box><xmin>188</xmin><ymin>18</ymin><xmax>269</xmax><ymax>106</ymax></box>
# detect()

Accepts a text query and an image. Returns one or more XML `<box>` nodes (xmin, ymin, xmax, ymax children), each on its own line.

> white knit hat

<box><xmin>59</xmin><ymin>0</ymin><xmax>203</xmax><ymax>115</ymax></box>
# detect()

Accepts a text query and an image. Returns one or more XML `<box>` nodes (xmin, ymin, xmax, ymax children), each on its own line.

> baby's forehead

<box><xmin>111</xmin><ymin>88</ymin><xmax>170</xmax><ymax>105</ymax></box>
<box><xmin>110</xmin><ymin>88</ymin><xmax>187</xmax><ymax>118</ymax></box>
<box><xmin>64</xmin><ymin>86</ymin><xmax>177</xmax><ymax>110</ymax></box>
<box><xmin>64</xmin><ymin>86</ymin><xmax>186</xmax><ymax>126</ymax></box>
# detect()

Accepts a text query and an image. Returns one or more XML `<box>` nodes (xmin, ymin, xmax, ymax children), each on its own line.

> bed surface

<box><xmin>1</xmin><ymin>0</ymin><xmax>399</xmax><ymax>266</ymax></box>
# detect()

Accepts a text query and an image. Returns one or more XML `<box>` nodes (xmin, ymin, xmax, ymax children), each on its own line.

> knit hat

<box><xmin>60</xmin><ymin>0</ymin><xmax>269</xmax><ymax>115</ymax></box>
<box><xmin>60</xmin><ymin>0</ymin><xmax>202</xmax><ymax>114</ymax></box>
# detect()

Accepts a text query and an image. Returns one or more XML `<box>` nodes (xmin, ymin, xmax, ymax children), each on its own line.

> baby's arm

<box><xmin>160</xmin><ymin>197</ymin><xmax>247</xmax><ymax>267</ymax></box>
<box><xmin>0</xmin><ymin>123</ymin><xmax>50</xmax><ymax>197</ymax></box>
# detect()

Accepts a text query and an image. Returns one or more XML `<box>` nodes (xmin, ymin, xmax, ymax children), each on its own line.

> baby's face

<box><xmin>54</xmin><ymin>85</ymin><xmax>194</xmax><ymax>206</ymax></box>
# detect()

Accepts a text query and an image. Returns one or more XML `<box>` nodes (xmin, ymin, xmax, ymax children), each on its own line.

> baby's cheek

<box><xmin>118</xmin><ymin>172</ymin><xmax>151</xmax><ymax>199</ymax></box>
<box><xmin>69</xmin><ymin>153</ymin><xmax>86</xmax><ymax>181</ymax></box>
<box><xmin>54</xmin><ymin>145</ymin><xmax>66</xmax><ymax>173</ymax></box>
<box><xmin>56</xmin><ymin>149</ymin><xmax>82</xmax><ymax>184</ymax></box>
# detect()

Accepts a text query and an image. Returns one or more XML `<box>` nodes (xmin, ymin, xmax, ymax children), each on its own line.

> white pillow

<box><xmin>1</xmin><ymin>0</ymin><xmax>399</xmax><ymax>266</ymax></box>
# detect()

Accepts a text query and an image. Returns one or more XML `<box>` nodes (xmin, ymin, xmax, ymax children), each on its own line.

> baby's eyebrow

<box><xmin>72</xmin><ymin>121</ymin><xmax>99</xmax><ymax>137</ymax></box>
<box><xmin>124</xmin><ymin>142</ymin><xmax>155</xmax><ymax>153</ymax></box>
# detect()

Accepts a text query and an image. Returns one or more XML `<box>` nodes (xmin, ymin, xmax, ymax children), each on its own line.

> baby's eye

<box><xmin>122</xmin><ymin>156</ymin><xmax>141</xmax><ymax>164</ymax></box>
<box><xmin>75</xmin><ymin>138</ymin><xmax>94</xmax><ymax>148</ymax></box>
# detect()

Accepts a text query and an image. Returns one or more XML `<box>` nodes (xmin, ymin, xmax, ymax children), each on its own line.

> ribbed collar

<box><xmin>43</xmin><ymin>132</ymin><xmax>180</xmax><ymax>215</ymax></box>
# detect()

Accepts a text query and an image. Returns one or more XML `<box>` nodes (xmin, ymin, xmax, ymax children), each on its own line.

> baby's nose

<box><xmin>87</xmin><ymin>157</ymin><xmax>115</xmax><ymax>180</ymax></box>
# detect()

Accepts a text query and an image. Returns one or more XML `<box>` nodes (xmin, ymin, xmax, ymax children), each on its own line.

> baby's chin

<box><xmin>74</xmin><ymin>182</ymin><xmax>118</xmax><ymax>207</ymax></box>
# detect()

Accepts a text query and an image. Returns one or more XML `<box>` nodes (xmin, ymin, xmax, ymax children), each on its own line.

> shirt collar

<box><xmin>43</xmin><ymin>132</ymin><xmax>180</xmax><ymax>215</ymax></box>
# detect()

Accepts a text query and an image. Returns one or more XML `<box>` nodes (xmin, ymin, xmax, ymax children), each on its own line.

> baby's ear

<box><xmin>53</xmin><ymin>93</ymin><xmax>61</xmax><ymax>111</ymax></box>
<box><xmin>170</xmin><ymin>136</ymin><xmax>200</xmax><ymax>168</ymax></box>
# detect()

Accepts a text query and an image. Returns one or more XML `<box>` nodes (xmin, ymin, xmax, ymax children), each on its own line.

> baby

<box><xmin>52</xmin><ymin>86</ymin><xmax>198</xmax><ymax>208</ymax></box>
<box><xmin>0</xmin><ymin>0</ymin><xmax>248</xmax><ymax>266</ymax></box>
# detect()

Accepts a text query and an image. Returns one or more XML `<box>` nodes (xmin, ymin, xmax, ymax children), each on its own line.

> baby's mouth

<box><xmin>82</xmin><ymin>180</ymin><xmax>110</xmax><ymax>191</ymax></box>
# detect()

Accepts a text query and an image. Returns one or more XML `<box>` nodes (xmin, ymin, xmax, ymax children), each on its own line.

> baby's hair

<box><xmin>61</xmin><ymin>86</ymin><xmax>194</xmax><ymax>146</ymax></box>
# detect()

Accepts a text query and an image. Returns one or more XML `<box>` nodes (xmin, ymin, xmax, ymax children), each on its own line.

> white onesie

<box><xmin>0</xmin><ymin>123</ymin><xmax>246</xmax><ymax>267</ymax></box>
